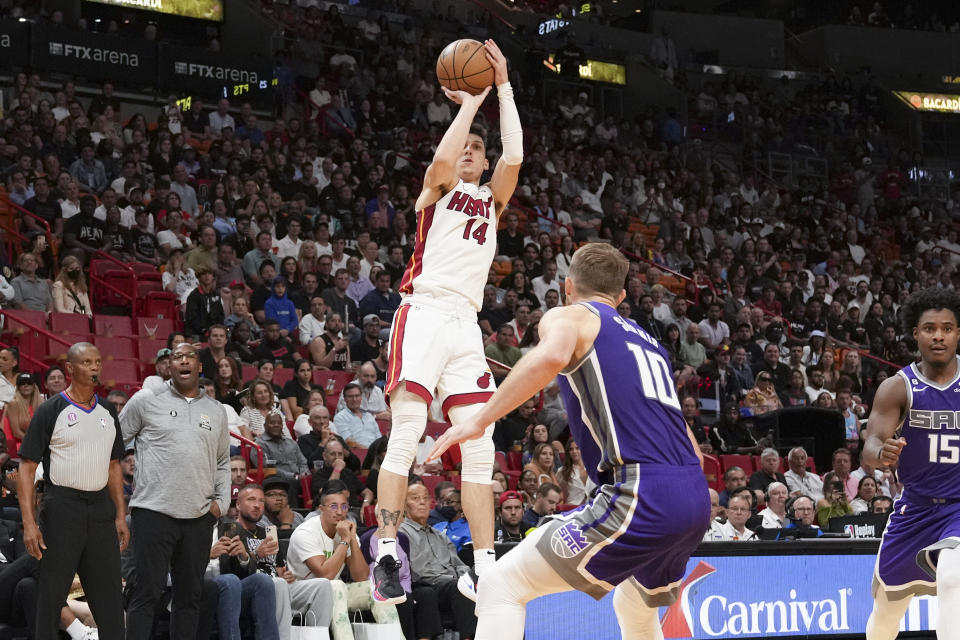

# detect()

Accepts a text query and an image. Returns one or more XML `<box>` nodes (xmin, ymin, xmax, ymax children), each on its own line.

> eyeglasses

<box><xmin>727</xmin><ymin>507</ymin><xmax>751</xmax><ymax>513</ymax></box>
<box><xmin>171</xmin><ymin>352</ymin><xmax>199</xmax><ymax>362</ymax></box>
<box><xmin>323</xmin><ymin>503</ymin><xmax>350</xmax><ymax>512</ymax></box>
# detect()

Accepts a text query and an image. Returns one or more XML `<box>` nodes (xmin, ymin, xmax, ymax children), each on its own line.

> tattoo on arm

<box><xmin>377</xmin><ymin>508</ymin><xmax>402</xmax><ymax>535</ymax></box>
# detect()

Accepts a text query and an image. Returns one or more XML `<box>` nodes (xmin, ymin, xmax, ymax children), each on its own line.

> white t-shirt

<box><xmin>286</xmin><ymin>516</ymin><xmax>347</xmax><ymax>580</ymax></box>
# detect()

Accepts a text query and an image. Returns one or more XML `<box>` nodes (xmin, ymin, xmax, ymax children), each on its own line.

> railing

<box><xmin>0</xmin><ymin>339</ymin><xmax>49</xmax><ymax>376</ymax></box>
<box><xmin>0</xmin><ymin>217</ymin><xmax>31</xmax><ymax>267</ymax></box>
<box><xmin>0</xmin><ymin>191</ymin><xmax>56</xmax><ymax>257</ymax></box>
<box><xmin>231</xmin><ymin>430</ymin><xmax>265</xmax><ymax>484</ymax></box>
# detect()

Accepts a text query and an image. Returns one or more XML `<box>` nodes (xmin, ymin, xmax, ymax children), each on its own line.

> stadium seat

<box><xmin>421</xmin><ymin>474</ymin><xmax>445</xmax><ymax>500</ymax></box>
<box><xmin>506</xmin><ymin>450</ymin><xmax>522</xmax><ymax>471</ymax></box>
<box><xmin>1</xmin><ymin>309</ymin><xmax>47</xmax><ymax>337</ymax></box>
<box><xmin>702</xmin><ymin>455</ymin><xmax>723</xmax><ymax>492</ymax></box>
<box><xmin>130</xmin><ymin>262</ymin><xmax>162</xmax><ymax>281</ymax></box>
<box><xmin>94</xmin><ymin>315</ymin><xmax>135</xmax><ymax>337</ymax></box>
<box><xmin>272</xmin><ymin>367</ymin><xmax>294</xmax><ymax>388</ymax></box>
<box><xmin>362</xmin><ymin>504</ymin><xmax>377</xmax><ymax>527</ymax></box>
<box><xmin>300</xmin><ymin>475</ymin><xmax>313</xmax><ymax>510</ymax></box>
<box><xmin>100</xmin><ymin>358</ymin><xmax>142</xmax><ymax>393</ymax></box>
<box><xmin>137</xmin><ymin>316</ymin><xmax>175</xmax><ymax>339</ymax></box>
<box><xmin>94</xmin><ymin>337</ymin><xmax>137</xmax><ymax>360</ymax></box>
<box><xmin>49</xmin><ymin>312</ymin><xmax>91</xmax><ymax>335</ymax></box>
<box><xmin>312</xmin><ymin>370</ymin><xmax>353</xmax><ymax>396</ymax></box>
<box><xmin>352</xmin><ymin>447</ymin><xmax>368</xmax><ymax>464</ymax></box>
<box><xmin>426</xmin><ymin>421</ymin><xmax>448</xmax><ymax>440</ymax></box>
<box><xmin>376</xmin><ymin>419</ymin><xmax>390</xmax><ymax>436</ymax></box>
<box><xmin>241</xmin><ymin>364</ymin><xmax>257</xmax><ymax>383</ymax></box>
<box><xmin>494</xmin><ymin>451</ymin><xmax>509</xmax><ymax>472</ymax></box>
<box><xmin>137</xmin><ymin>338</ymin><xmax>163</xmax><ymax>364</ymax></box>
<box><xmin>140</xmin><ymin>292</ymin><xmax>178</xmax><ymax>322</ymax></box>
<box><xmin>720</xmin><ymin>454</ymin><xmax>754</xmax><ymax>475</ymax></box>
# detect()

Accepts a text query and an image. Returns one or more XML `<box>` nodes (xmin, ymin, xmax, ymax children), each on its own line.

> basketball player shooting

<box><xmin>863</xmin><ymin>288</ymin><xmax>960</xmax><ymax>640</ymax></box>
<box><xmin>429</xmin><ymin>243</ymin><xmax>710</xmax><ymax>640</ymax></box>
<box><xmin>370</xmin><ymin>39</ymin><xmax>522</xmax><ymax>605</ymax></box>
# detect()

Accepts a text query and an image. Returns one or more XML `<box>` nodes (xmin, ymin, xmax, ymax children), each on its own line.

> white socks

<box><xmin>377</xmin><ymin>538</ymin><xmax>397</xmax><ymax>562</ymax></box>
<box><xmin>937</xmin><ymin>548</ymin><xmax>960</xmax><ymax>640</ymax></box>
<box><xmin>66</xmin><ymin>619</ymin><xmax>93</xmax><ymax>640</ymax></box>
<box><xmin>474</xmin><ymin>548</ymin><xmax>496</xmax><ymax>576</ymax></box>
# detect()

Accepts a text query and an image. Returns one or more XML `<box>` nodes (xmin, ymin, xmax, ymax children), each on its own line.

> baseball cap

<box><xmin>156</xmin><ymin>348</ymin><xmax>172</xmax><ymax>361</ymax></box>
<box><xmin>263</xmin><ymin>476</ymin><xmax>289</xmax><ymax>494</ymax></box>
<box><xmin>499</xmin><ymin>490</ymin><xmax>524</xmax><ymax>507</ymax></box>
<box><xmin>362</xmin><ymin>314</ymin><xmax>380</xmax><ymax>326</ymax></box>
<box><xmin>229</xmin><ymin>279</ymin><xmax>246</xmax><ymax>290</ymax></box>
<box><xmin>809</xmin><ymin>330</ymin><xmax>826</xmax><ymax>338</ymax></box>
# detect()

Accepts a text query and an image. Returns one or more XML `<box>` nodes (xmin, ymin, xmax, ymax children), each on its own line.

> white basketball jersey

<box><xmin>399</xmin><ymin>179</ymin><xmax>497</xmax><ymax>310</ymax></box>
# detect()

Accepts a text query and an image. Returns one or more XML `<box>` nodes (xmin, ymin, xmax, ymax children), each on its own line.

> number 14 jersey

<box><xmin>399</xmin><ymin>179</ymin><xmax>496</xmax><ymax>311</ymax></box>
<box><xmin>896</xmin><ymin>357</ymin><xmax>960</xmax><ymax>499</ymax></box>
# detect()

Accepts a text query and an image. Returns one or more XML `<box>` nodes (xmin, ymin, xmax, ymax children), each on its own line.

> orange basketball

<box><xmin>436</xmin><ymin>39</ymin><xmax>495</xmax><ymax>96</ymax></box>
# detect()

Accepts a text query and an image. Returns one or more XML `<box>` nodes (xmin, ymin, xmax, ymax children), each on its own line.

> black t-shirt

<box><xmin>132</xmin><ymin>228</ymin><xmax>158</xmax><ymax>260</ymax></box>
<box><xmin>350</xmin><ymin>336</ymin><xmax>380</xmax><ymax>364</ymax></box>
<box><xmin>496</xmin><ymin>229</ymin><xmax>524</xmax><ymax>258</ymax></box>
<box><xmin>254</xmin><ymin>337</ymin><xmax>299</xmax><ymax>368</ymax></box>
<box><xmin>310</xmin><ymin>465</ymin><xmax>365</xmax><ymax>507</ymax></box>
<box><xmin>280</xmin><ymin>379</ymin><xmax>312</xmax><ymax>410</ymax></box>
<box><xmin>63</xmin><ymin>215</ymin><xmax>105</xmax><ymax>247</ymax></box>
<box><xmin>24</xmin><ymin>195</ymin><xmax>62</xmax><ymax>225</ymax></box>
<box><xmin>251</xmin><ymin>285</ymin><xmax>271</xmax><ymax>314</ymax></box>
<box><xmin>319</xmin><ymin>333</ymin><xmax>348</xmax><ymax>370</ymax></box>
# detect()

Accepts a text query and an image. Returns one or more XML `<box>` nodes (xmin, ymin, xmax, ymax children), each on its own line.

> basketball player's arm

<box><xmin>428</xmin><ymin>307</ymin><xmax>580</xmax><ymax>460</ymax></box>
<box><xmin>862</xmin><ymin>374</ymin><xmax>907</xmax><ymax>469</ymax></box>
<box><xmin>485</xmin><ymin>40</ymin><xmax>523</xmax><ymax>212</ymax></box>
<box><xmin>417</xmin><ymin>86</ymin><xmax>492</xmax><ymax>210</ymax></box>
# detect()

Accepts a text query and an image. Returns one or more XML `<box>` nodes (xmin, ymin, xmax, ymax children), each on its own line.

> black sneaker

<box><xmin>370</xmin><ymin>556</ymin><xmax>407</xmax><ymax>605</ymax></box>
<box><xmin>457</xmin><ymin>568</ymin><xmax>479</xmax><ymax>602</ymax></box>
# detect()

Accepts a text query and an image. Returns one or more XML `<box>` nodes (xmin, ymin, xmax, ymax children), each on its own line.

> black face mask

<box><xmin>68</xmin><ymin>269</ymin><xmax>81</xmax><ymax>280</ymax></box>
<box><xmin>435</xmin><ymin>505</ymin><xmax>457</xmax><ymax>522</ymax></box>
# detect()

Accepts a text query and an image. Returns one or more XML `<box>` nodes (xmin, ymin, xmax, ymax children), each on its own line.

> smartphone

<box><xmin>222</xmin><ymin>522</ymin><xmax>238</xmax><ymax>538</ymax></box>
<box><xmin>830</xmin><ymin>481</ymin><xmax>844</xmax><ymax>492</ymax></box>
<box><xmin>265</xmin><ymin>525</ymin><xmax>278</xmax><ymax>544</ymax></box>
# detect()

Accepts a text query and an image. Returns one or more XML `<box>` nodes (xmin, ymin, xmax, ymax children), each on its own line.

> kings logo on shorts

<box><xmin>660</xmin><ymin>561</ymin><xmax>851</xmax><ymax>638</ymax></box>
<box><xmin>550</xmin><ymin>522</ymin><xmax>588</xmax><ymax>559</ymax></box>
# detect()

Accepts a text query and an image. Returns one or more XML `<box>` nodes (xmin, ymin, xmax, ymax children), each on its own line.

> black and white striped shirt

<box><xmin>20</xmin><ymin>393</ymin><xmax>123</xmax><ymax>491</ymax></box>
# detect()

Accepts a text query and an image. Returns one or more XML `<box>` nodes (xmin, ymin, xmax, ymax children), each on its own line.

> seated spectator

<box><xmin>11</xmin><ymin>253</ymin><xmax>52</xmax><ymax>312</ymax></box>
<box><xmin>757</xmin><ymin>343</ymin><xmax>790</xmax><ymax>391</ymax></box>
<box><xmin>399</xmin><ymin>483</ymin><xmax>477</xmax><ymax>640</ymax></box>
<box><xmin>358</xmin><ymin>270</ymin><xmax>400</xmax><ymax>325</ymax></box>
<box><xmin>50</xmin><ymin>255</ymin><xmax>91</xmax><ymax>317</ymax></box>
<box><xmin>131</xmin><ymin>207</ymin><xmax>161</xmax><ymax>266</ymax></box>
<box><xmin>345</xmin><ymin>256</ymin><xmax>374</xmax><ymax>305</ymax></box>
<box><xmin>522</xmin><ymin>482</ymin><xmax>562</xmax><ymax>528</ymax></box>
<box><xmin>432</xmin><ymin>489</ymin><xmax>472</xmax><ymax>552</ymax></box>
<box><xmin>758</xmin><ymin>482</ymin><xmax>788</xmax><ymax>529</ymax></box>
<box><xmin>254</xmin><ymin>320</ymin><xmax>304</xmax><ymax>369</ymax></box>
<box><xmin>258</xmin><ymin>476</ymin><xmax>305</xmax><ymax>533</ymax></box>
<box><xmin>678</xmin><ymin>323</ymin><xmax>707</xmax><ymax>369</ymax></box>
<box><xmin>717</xmin><ymin>466</ymin><xmax>747</xmax><ymax>508</ymax></box>
<box><xmin>234</xmin><ymin>484</ymin><xmax>333</xmax><ymax>635</ymax></box>
<box><xmin>816</xmin><ymin>472</ymin><xmax>853</xmax><ymax>528</ymax></box>
<box><xmin>495</xmin><ymin>490</ymin><xmax>529</xmax><ymax>543</ymax></box>
<box><xmin>280</xmin><ymin>360</ymin><xmax>317</xmax><ymax>421</ymax></box>
<box><xmin>350</xmin><ymin>314</ymin><xmax>383</xmax><ymax>364</ymax></box>
<box><xmin>557</xmin><ymin>439</ymin><xmax>594</xmax><ymax>505</ymax></box>
<box><xmin>711</xmin><ymin>493</ymin><xmax>757</xmax><ymax>541</ymax></box>
<box><xmin>333</xmin><ymin>383</ymin><xmax>381</xmax><ymax>448</ymax></box>
<box><xmin>698</xmin><ymin>303</ymin><xmax>730</xmax><ymax>351</ymax></box>
<box><xmin>850</xmin><ymin>476</ymin><xmax>878</xmax><ymax>515</ymax></box>
<box><xmin>805</xmin><ymin>365</ymin><xmax>832</xmax><ymax>403</ymax></box>
<box><xmin>287</xmin><ymin>480</ymin><xmax>399</xmax><ymax>640</ymax></box>
<box><xmin>299</xmin><ymin>295</ymin><xmax>327</xmax><ymax>348</ymax></box>
<box><xmin>780</xmin><ymin>496</ymin><xmax>821</xmax><ymax>536</ymax></box>
<box><xmin>156</xmin><ymin>209</ymin><xmax>193</xmax><ymax>256</ymax></box>
<box><xmin>251</xmin><ymin>413</ymin><xmax>309</xmax><ymax>497</ymax></box>
<box><xmin>101</xmin><ymin>205</ymin><xmax>135</xmax><ymax>262</ymax></box>
<box><xmin>62</xmin><ymin>194</ymin><xmax>105</xmax><ymax>261</ymax></box>
<box><xmin>712</xmin><ymin>405</ymin><xmax>761</xmax><ymax>455</ymax></box>
<box><xmin>162</xmin><ymin>248</ymin><xmax>199</xmax><ymax>306</ymax></box>
<box><xmin>185</xmin><ymin>268</ymin><xmax>225</xmax><ymax>339</ymax></box>
<box><xmin>748</xmin><ymin>448</ymin><xmax>787</xmax><ymax>492</ymax></box>
<box><xmin>309</xmin><ymin>439</ymin><xmax>373</xmax><ymax>509</ymax></box>
<box><xmin>335</xmin><ymin>363</ymin><xmax>389</xmax><ymax>421</ymax></box>
<box><xmin>523</xmin><ymin>442</ymin><xmax>559</xmax><ymax>488</ymax></box>
<box><xmin>2</xmin><ymin>372</ymin><xmax>40</xmax><ymax>455</ymax></box>
<box><xmin>744</xmin><ymin>372</ymin><xmax>783</xmax><ymax>415</ymax></box>
<box><xmin>783</xmin><ymin>446</ymin><xmax>824</xmax><ymax>502</ymax></box>
<box><xmin>297</xmin><ymin>404</ymin><xmax>361</xmax><ymax>472</ymax></box>
<box><xmin>485</xmin><ymin>325</ymin><xmax>522</xmax><ymax>380</ymax></box>
<box><xmin>69</xmin><ymin>142</ymin><xmax>107</xmax><ymax>194</ymax></box>
<box><xmin>264</xmin><ymin>277</ymin><xmax>300</xmax><ymax>338</ymax></box>
<box><xmin>239</xmin><ymin>380</ymin><xmax>284</xmax><ymax>440</ymax></box>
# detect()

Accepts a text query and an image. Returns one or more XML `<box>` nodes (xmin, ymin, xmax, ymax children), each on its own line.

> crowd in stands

<box><xmin>0</xmin><ymin>0</ymin><xmax>958</xmax><ymax>636</ymax></box>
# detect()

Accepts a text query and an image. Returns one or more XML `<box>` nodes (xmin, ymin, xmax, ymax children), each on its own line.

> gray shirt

<box><xmin>251</xmin><ymin>434</ymin><xmax>309</xmax><ymax>478</ymax></box>
<box><xmin>11</xmin><ymin>274</ymin><xmax>51</xmax><ymax>311</ymax></box>
<box><xmin>399</xmin><ymin>519</ymin><xmax>468</xmax><ymax>586</ymax></box>
<box><xmin>120</xmin><ymin>382</ymin><xmax>230</xmax><ymax>519</ymax></box>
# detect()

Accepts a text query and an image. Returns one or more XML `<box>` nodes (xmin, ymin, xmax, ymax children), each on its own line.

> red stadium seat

<box><xmin>362</xmin><ymin>504</ymin><xmax>377</xmax><ymax>527</ymax></box>
<box><xmin>140</xmin><ymin>292</ymin><xmax>178</xmax><ymax>322</ymax></box>
<box><xmin>806</xmin><ymin>457</ymin><xmax>817</xmax><ymax>474</ymax></box>
<box><xmin>426</xmin><ymin>421</ymin><xmax>448</xmax><ymax>440</ymax></box>
<box><xmin>312</xmin><ymin>370</ymin><xmax>354</xmax><ymax>396</ymax></box>
<box><xmin>94</xmin><ymin>337</ymin><xmax>137</xmax><ymax>360</ymax></box>
<box><xmin>94</xmin><ymin>315</ymin><xmax>135</xmax><ymax>337</ymax></box>
<box><xmin>2</xmin><ymin>309</ymin><xmax>47</xmax><ymax>337</ymax></box>
<box><xmin>300</xmin><ymin>475</ymin><xmax>313</xmax><ymax>510</ymax></box>
<box><xmin>241</xmin><ymin>364</ymin><xmax>257</xmax><ymax>383</ymax></box>
<box><xmin>702</xmin><ymin>455</ymin><xmax>723</xmax><ymax>492</ymax></box>
<box><xmin>49</xmin><ymin>313</ymin><xmax>91</xmax><ymax>335</ymax></box>
<box><xmin>273</xmin><ymin>366</ymin><xmax>294</xmax><ymax>388</ymax></box>
<box><xmin>137</xmin><ymin>316</ymin><xmax>174</xmax><ymax>339</ymax></box>
<box><xmin>352</xmin><ymin>447</ymin><xmax>368</xmax><ymax>464</ymax></box>
<box><xmin>137</xmin><ymin>338</ymin><xmax>163</xmax><ymax>364</ymax></box>
<box><xmin>376</xmin><ymin>419</ymin><xmax>390</xmax><ymax>436</ymax></box>
<box><xmin>421</xmin><ymin>474</ymin><xmax>445</xmax><ymax>501</ymax></box>
<box><xmin>506</xmin><ymin>450</ymin><xmax>522</xmax><ymax>472</ymax></box>
<box><xmin>130</xmin><ymin>262</ymin><xmax>162</xmax><ymax>281</ymax></box>
<box><xmin>720</xmin><ymin>454</ymin><xmax>754</xmax><ymax>475</ymax></box>
<box><xmin>100</xmin><ymin>358</ymin><xmax>142</xmax><ymax>393</ymax></box>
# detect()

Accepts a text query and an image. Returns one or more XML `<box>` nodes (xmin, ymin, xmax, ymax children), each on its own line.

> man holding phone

<box><xmin>235</xmin><ymin>483</ymin><xmax>333</xmax><ymax>639</ymax></box>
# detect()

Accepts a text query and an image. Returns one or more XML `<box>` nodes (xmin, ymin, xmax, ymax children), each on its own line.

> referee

<box><xmin>121</xmin><ymin>340</ymin><xmax>230</xmax><ymax>640</ymax></box>
<box><xmin>17</xmin><ymin>342</ymin><xmax>128</xmax><ymax>639</ymax></box>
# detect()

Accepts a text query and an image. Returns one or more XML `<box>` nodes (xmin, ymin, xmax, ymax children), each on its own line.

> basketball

<box><xmin>436</xmin><ymin>39</ymin><xmax>495</xmax><ymax>95</ymax></box>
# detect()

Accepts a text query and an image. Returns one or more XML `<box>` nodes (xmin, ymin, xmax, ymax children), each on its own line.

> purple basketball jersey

<box><xmin>558</xmin><ymin>301</ymin><xmax>701</xmax><ymax>477</ymax></box>
<box><xmin>896</xmin><ymin>357</ymin><xmax>960</xmax><ymax>500</ymax></box>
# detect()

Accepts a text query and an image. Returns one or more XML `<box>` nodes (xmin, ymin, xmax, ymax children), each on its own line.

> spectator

<box><xmin>186</xmin><ymin>225</ymin><xmax>219</xmax><ymax>275</ymax></box>
<box><xmin>299</xmin><ymin>295</ymin><xmax>327</xmax><ymax>348</ymax></box>
<box><xmin>68</xmin><ymin>142</ymin><xmax>107</xmax><ymax>194</ymax></box>
<box><xmin>254</xmin><ymin>320</ymin><xmax>303</xmax><ymax>369</ymax></box>
<box><xmin>264</xmin><ymin>277</ymin><xmax>300</xmax><ymax>338</ymax></box>
<box><xmin>332</xmin><ymin>383</ymin><xmax>381</xmax><ymax>448</ymax></box>
<box><xmin>251</xmin><ymin>413</ymin><xmax>308</xmax><ymax>481</ymax></box>
<box><xmin>11</xmin><ymin>253</ymin><xmax>52</xmax><ymax>312</ymax></box>
<box><xmin>243</xmin><ymin>232</ymin><xmax>276</xmax><ymax>287</ymax></box>
<box><xmin>522</xmin><ymin>482</ymin><xmax>562</xmax><ymax>528</ymax></box>
<box><xmin>399</xmin><ymin>483</ymin><xmax>477</xmax><ymax>640</ymax></box>
<box><xmin>744</xmin><ymin>371</ymin><xmax>783</xmax><ymax>415</ymax></box>
<box><xmin>23</xmin><ymin>176</ymin><xmax>63</xmax><ymax>236</ymax></box>
<box><xmin>758</xmin><ymin>482</ymin><xmax>789</xmax><ymax>529</ymax></box>
<box><xmin>495</xmin><ymin>490</ymin><xmax>528</xmax><ymax>543</ymax></box>
<box><xmin>717</xmin><ymin>466</ymin><xmax>747</xmax><ymax>508</ymax></box>
<box><xmin>62</xmin><ymin>194</ymin><xmax>105</xmax><ymax>260</ymax></box>
<box><xmin>485</xmin><ymin>325</ymin><xmax>522</xmax><ymax>379</ymax></box>
<box><xmin>713</xmin><ymin>493</ymin><xmax>757</xmax><ymax>541</ymax></box>
<box><xmin>185</xmin><ymin>268</ymin><xmax>226</xmax><ymax>339</ymax></box>
<box><xmin>816</xmin><ymin>472</ymin><xmax>853</xmax><ymax>528</ymax></box>
<box><xmin>239</xmin><ymin>380</ymin><xmax>284</xmax><ymax>440</ymax></box>
<box><xmin>50</xmin><ymin>254</ymin><xmax>91</xmax><ymax>317</ymax></box>
<box><xmin>784</xmin><ymin>447</ymin><xmax>824</xmax><ymax>502</ymax></box>
<box><xmin>350</xmin><ymin>315</ymin><xmax>383</xmax><ymax>364</ymax></box>
<box><xmin>850</xmin><ymin>476</ymin><xmax>878</xmax><ymax>515</ymax></box>
<box><xmin>280</xmin><ymin>360</ymin><xmax>317</xmax><ymax>421</ymax></box>
<box><xmin>335</xmin><ymin>363</ymin><xmax>389</xmax><ymax>421</ymax></box>
<box><xmin>259</xmin><ymin>475</ymin><xmax>305</xmax><ymax>532</ymax></box>
<box><xmin>358</xmin><ymin>270</ymin><xmax>400</xmax><ymax>325</ymax></box>
<box><xmin>523</xmin><ymin>442</ymin><xmax>559</xmax><ymax>488</ymax></box>
<box><xmin>678</xmin><ymin>323</ymin><xmax>707</xmax><ymax>369</ymax></box>
<box><xmin>749</xmin><ymin>448</ymin><xmax>787</xmax><ymax>493</ymax></box>
<box><xmin>557</xmin><ymin>439</ymin><xmax>594</xmax><ymax>505</ymax></box>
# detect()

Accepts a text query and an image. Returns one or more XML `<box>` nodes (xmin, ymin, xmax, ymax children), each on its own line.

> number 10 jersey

<box><xmin>399</xmin><ymin>179</ymin><xmax>496</xmax><ymax>311</ymax></box>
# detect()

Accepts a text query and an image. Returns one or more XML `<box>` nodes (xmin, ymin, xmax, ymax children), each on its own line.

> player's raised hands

<box><xmin>442</xmin><ymin>85</ymin><xmax>491</xmax><ymax>107</ymax></box>
<box><xmin>880</xmin><ymin>437</ymin><xmax>906</xmax><ymax>466</ymax></box>
<box><xmin>483</xmin><ymin>39</ymin><xmax>508</xmax><ymax>86</ymax></box>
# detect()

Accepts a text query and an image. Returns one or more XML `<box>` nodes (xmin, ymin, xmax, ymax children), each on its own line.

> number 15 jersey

<box><xmin>399</xmin><ymin>179</ymin><xmax>496</xmax><ymax>311</ymax></box>
<box><xmin>896</xmin><ymin>357</ymin><xmax>960</xmax><ymax>499</ymax></box>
